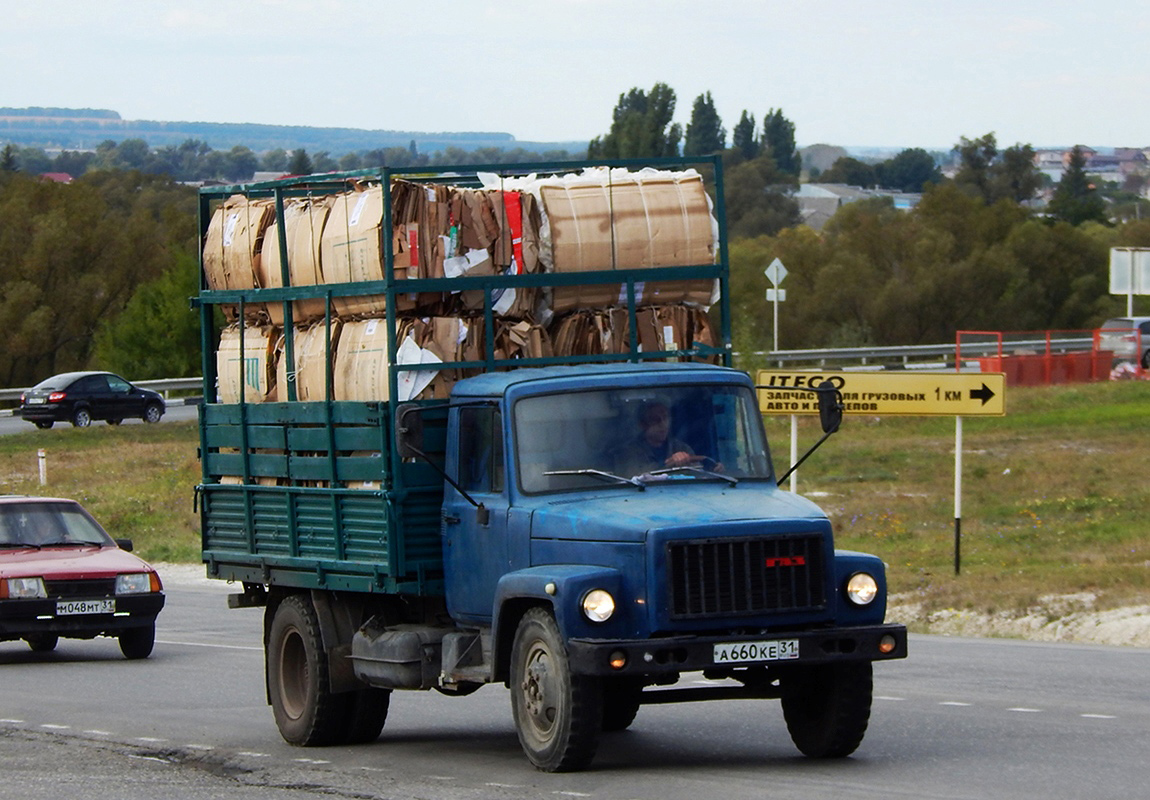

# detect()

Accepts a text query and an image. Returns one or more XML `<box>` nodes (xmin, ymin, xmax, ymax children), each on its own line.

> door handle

<box><xmin>442</xmin><ymin>512</ymin><xmax>461</xmax><ymax>524</ymax></box>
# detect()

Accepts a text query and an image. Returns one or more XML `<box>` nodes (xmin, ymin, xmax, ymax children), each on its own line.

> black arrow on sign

<box><xmin>969</xmin><ymin>383</ymin><xmax>995</xmax><ymax>405</ymax></box>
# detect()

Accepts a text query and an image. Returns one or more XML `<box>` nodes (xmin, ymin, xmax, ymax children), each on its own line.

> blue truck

<box><xmin>196</xmin><ymin>157</ymin><xmax>906</xmax><ymax>772</ymax></box>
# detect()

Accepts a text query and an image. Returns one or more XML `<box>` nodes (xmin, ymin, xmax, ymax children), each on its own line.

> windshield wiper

<box><xmin>643</xmin><ymin>466</ymin><xmax>739</xmax><ymax>486</ymax></box>
<box><xmin>40</xmin><ymin>540</ymin><xmax>103</xmax><ymax>547</ymax></box>
<box><xmin>543</xmin><ymin>469</ymin><xmax>646</xmax><ymax>490</ymax></box>
<box><xmin>0</xmin><ymin>542</ymin><xmax>43</xmax><ymax>550</ymax></box>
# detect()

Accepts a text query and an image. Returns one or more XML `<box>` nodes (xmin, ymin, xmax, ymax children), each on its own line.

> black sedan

<box><xmin>19</xmin><ymin>371</ymin><xmax>165</xmax><ymax>429</ymax></box>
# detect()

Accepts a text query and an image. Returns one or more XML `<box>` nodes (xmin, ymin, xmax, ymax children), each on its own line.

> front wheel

<box><xmin>267</xmin><ymin>595</ymin><xmax>347</xmax><ymax>746</ymax></box>
<box><xmin>510</xmin><ymin>607</ymin><xmax>602</xmax><ymax>772</ymax></box>
<box><xmin>119</xmin><ymin>623</ymin><xmax>155</xmax><ymax>659</ymax></box>
<box><xmin>34</xmin><ymin>421</ymin><xmax>53</xmax><ymax>430</ymax></box>
<box><xmin>143</xmin><ymin>403</ymin><xmax>164</xmax><ymax>424</ymax></box>
<box><xmin>780</xmin><ymin>662</ymin><xmax>873</xmax><ymax>758</ymax></box>
<box><xmin>25</xmin><ymin>634</ymin><xmax>59</xmax><ymax>652</ymax></box>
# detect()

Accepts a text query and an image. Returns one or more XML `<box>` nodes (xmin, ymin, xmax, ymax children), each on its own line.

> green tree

<box><xmin>731</xmin><ymin>111</ymin><xmax>758</xmax><ymax>160</ymax></box>
<box><xmin>819</xmin><ymin>156</ymin><xmax>877</xmax><ymax>187</ymax></box>
<box><xmin>587</xmin><ymin>83</ymin><xmax>682</xmax><ymax>159</ymax></box>
<box><xmin>683</xmin><ymin>92</ymin><xmax>726</xmax><ymax>156</ymax></box>
<box><xmin>287</xmin><ymin>148</ymin><xmax>313</xmax><ymax>175</ymax></box>
<box><xmin>953</xmin><ymin>133</ymin><xmax>999</xmax><ymax>203</ymax></box>
<box><xmin>1048</xmin><ymin>146</ymin><xmax>1109</xmax><ymax>226</ymax></box>
<box><xmin>223</xmin><ymin>146</ymin><xmax>259</xmax><ymax>182</ymax></box>
<box><xmin>91</xmin><ymin>251</ymin><xmax>204</xmax><ymax>378</ymax></box>
<box><xmin>261</xmin><ymin>148</ymin><xmax>288</xmax><ymax>171</ymax></box>
<box><xmin>722</xmin><ymin>153</ymin><xmax>800</xmax><ymax>238</ymax></box>
<box><xmin>0</xmin><ymin>170</ymin><xmax>195</xmax><ymax>384</ymax></box>
<box><xmin>876</xmin><ymin>148</ymin><xmax>942</xmax><ymax>192</ymax></box>
<box><xmin>992</xmin><ymin>144</ymin><xmax>1041</xmax><ymax>204</ymax></box>
<box><xmin>1</xmin><ymin>145</ymin><xmax>16</xmax><ymax>172</ymax></box>
<box><xmin>761</xmin><ymin>109</ymin><xmax>799</xmax><ymax>175</ymax></box>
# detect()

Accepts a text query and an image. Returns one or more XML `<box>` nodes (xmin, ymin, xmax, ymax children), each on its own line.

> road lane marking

<box><xmin>875</xmin><ymin>695</ymin><xmax>905</xmax><ymax>701</ymax></box>
<box><xmin>0</xmin><ymin>718</ymin><xmax>25</xmax><ymax>724</ymax></box>
<box><xmin>155</xmin><ymin>638</ymin><xmax>263</xmax><ymax>652</ymax></box>
<box><xmin>137</xmin><ymin>736</ymin><xmax>168</xmax><ymax>743</ymax></box>
<box><xmin>41</xmin><ymin>724</ymin><xmax>71</xmax><ymax>730</ymax></box>
<box><xmin>1007</xmin><ymin>707</ymin><xmax>1042</xmax><ymax>713</ymax></box>
<box><xmin>84</xmin><ymin>730</ymin><xmax>112</xmax><ymax>736</ymax></box>
<box><xmin>237</xmin><ymin>751</ymin><xmax>270</xmax><ymax>757</ymax></box>
<box><xmin>940</xmin><ymin>701</ymin><xmax>972</xmax><ymax>706</ymax></box>
<box><xmin>1081</xmin><ymin>714</ymin><xmax>1117</xmax><ymax>719</ymax></box>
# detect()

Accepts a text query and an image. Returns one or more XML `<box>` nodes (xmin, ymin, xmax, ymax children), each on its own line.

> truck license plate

<box><xmin>57</xmin><ymin>599</ymin><xmax>115</xmax><ymax>616</ymax></box>
<box><xmin>713</xmin><ymin>639</ymin><xmax>799</xmax><ymax>664</ymax></box>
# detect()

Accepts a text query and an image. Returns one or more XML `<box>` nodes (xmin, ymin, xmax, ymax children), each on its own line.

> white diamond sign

<box><xmin>764</xmin><ymin>258</ymin><xmax>788</xmax><ymax>286</ymax></box>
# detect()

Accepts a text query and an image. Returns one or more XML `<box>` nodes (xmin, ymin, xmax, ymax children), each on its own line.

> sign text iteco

<box><xmin>755</xmin><ymin>370</ymin><xmax>1006</xmax><ymax>417</ymax></box>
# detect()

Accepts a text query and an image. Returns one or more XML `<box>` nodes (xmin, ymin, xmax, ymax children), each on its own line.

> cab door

<box><xmin>443</xmin><ymin>404</ymin><xmax>509</xmax><ymax>623</ymax></box>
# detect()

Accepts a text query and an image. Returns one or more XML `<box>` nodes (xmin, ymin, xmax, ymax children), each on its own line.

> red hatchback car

<box><xmin>0</xmin><ymin>496</ymin><xmax>165</xmax><ymax>659</ymax></box>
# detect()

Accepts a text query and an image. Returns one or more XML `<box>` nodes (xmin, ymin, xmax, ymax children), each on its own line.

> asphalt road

<box><xmin>0</xmin><ymin>402</ymin><xmax>199</xmax><ymax>435</ymax></box>
<box><xmin>1</xmin><ymin>570</ymin><xmax>1147</xmax><ymax>800</ymax></box>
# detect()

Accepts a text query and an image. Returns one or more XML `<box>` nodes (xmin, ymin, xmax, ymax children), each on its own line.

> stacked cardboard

<box><xmin>202</xmin><ymin>196</ymin><xmax>277</xmax><ymax>320</ymax></box>
<box><xmin>549</xmin><ymin>305</ymin><xmax>719</xmax><ymax>363</ymax></box>
<box><xmin>275</xmin><ymin>320</ymin><xmax>341</xmax><ymax>402</ymax></box>
<box><xmin>216</xmin><ymin>323</ymin><xmax>279</xmax><ymax>403</ymax></box>
<box><xmin>259</xmin><ymin>196</ymin><xmax>334</xmax><ymax>325</ymax></box>
<box><xmin>483</xmin><ymin>167</ymin><xmax>718</xmax><ymax>314</ymax></box>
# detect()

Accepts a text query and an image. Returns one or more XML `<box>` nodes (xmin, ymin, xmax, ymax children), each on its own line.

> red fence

<box><xmin>958</xmin><ymin>330</ymin><xmax>1141</xmax><ymax>386</ymax></box>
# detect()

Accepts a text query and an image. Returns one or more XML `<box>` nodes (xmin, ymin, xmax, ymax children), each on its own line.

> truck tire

<box><xmin>267</xmin><ymin>595</ymin><xmax>348</xmax><ymax>746</ymax></box>
<box><xmin>341</xmin><ymin>687</ymin><xmax>392</xmax><ymax>744</ymax></box>
<box><xmin>781</xmin><ymin>662</ymin><xmax>872</xmax><ymax>758</ymax></box>
<box><xmin>510</xmin><ymin>607</ymin><xmax>603</xmax><ymax>772</ymax></box>
<box><xmin>119</xmin><ymin>624</ymin><xmax>155</xmax><ymax>659</ymax></box>
<box><xmin>601</xmin><ymin>677</ymin><xmax>643</xmax><ymax>731</ymax></box>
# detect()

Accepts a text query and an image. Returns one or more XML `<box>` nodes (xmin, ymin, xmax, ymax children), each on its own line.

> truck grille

<box><xmin>666</xmin><ymin>534</ymin><xmax>826</xmax><ymax>619</ymax></box>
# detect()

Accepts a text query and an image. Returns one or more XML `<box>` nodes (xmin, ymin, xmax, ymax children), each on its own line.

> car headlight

<box><xmin>115</xmin><ymin>573</ymin><xmax>153</xmax><ymax>595</ymax></box>
<box><xmin>4</xmin><ymin>577</ymin><xmax>47</xmax><ymax>599</ymax></box>
<box><xmin>581</xmin><ymin>589</ymin><xmax>615</xmax><ymax>623</ymax></box>
<box><xmin>845</xmin><ymin>572</ymin><xmax>879</xmax><ymax>606</ymax></box>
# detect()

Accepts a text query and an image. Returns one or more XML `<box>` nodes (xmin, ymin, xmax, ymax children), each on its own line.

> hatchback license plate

<box><xmin>26</xmin><ymin>397</ymin><xmax>45</xmax><ymax>405</ymax></box>
<box><xmin>57</xmin><ymin>599</ymin><xmax>115</xmax><ymax>616</ymax></box>
<box><xmin>713</xmin><ymin>639</ymin><xmax>800</xmax><ymax>664</ymax></box>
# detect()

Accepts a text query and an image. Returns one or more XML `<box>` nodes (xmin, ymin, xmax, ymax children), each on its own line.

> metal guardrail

<box><xmin>747</xmin><ymin>337</ymin><xmax>1095</xmax><ymax>367</ymax></box>
<box><xmin>0</xmin><ymin>338</ymin><xmax>1097</xmax><ymax>402</ymax></box>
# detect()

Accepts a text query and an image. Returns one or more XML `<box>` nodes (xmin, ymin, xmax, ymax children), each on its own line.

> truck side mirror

<box><xmin>815</xmin><ymin>381</ymin><xmax>843</xmax><ymax>434</ymax></box>
<box><xmin>395</xmin><ymin>403</ymin><xmax>424</xmax><ymax>459</ymax></box>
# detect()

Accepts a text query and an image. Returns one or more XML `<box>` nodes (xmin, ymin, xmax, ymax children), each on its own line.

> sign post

<box><xmin>764</xmin><ymin>258</ymin><xmax>787</xmax><ymax>351</ymax></box>
<box><xmin>756</xmin><ymin>370</ymin><xmax>1006</xmax><ymax>575</ymax></box>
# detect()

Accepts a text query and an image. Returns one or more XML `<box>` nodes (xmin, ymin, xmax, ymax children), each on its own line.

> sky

<box><xmin>6</xmin><ymin>0</ymin><xmax>1150</xmax><ymax>152</ymax></box>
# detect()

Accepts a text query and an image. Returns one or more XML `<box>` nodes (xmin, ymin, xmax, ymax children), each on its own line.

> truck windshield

<box><xmin>514</xmin><ymin>384</ymin><xmax>772</xmax><ymax>494</ymax></box>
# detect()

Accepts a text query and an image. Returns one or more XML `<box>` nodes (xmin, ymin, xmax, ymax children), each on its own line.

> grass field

<box><xmin>1</xmin><ymin>379</ymin><xmax>1145</xmax><ymax>617</ymax></box>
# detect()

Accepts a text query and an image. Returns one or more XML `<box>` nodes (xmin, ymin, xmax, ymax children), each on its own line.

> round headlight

<box><xmin>581</xmin><ymin>589</ymin><xmax>615</xmax><ymax>623</ymax></box>
<box><xmin>845</xmin><ymin>572</ymin><xmax>878</xmax><ymax>606</ymax></box>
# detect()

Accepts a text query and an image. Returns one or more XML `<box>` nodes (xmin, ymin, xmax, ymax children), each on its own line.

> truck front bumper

<box><xmin>567</xmin><ymin>623</ymin><xmax>907</xmax><ymax>677</ymax></box>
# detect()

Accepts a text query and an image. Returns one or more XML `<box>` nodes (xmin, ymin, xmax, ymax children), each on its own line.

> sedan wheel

<box><xmin>143</xmin><ymin>403</ymin><xmax>164</xmax><ymax>424</ymax></box>
<box><xmin>71</xmin><ymin>408</ymin><xmax>92</xmax><ymax>428</ymax></box>
<box><xmin>34</xmin><ymin>421</ymin><xmax>54</xmax><ymax>429</ymax></box>
<box><xmin>25</xmin><ymin>634</ymin><xmax>59</xmax><ymax>652</ymax></box>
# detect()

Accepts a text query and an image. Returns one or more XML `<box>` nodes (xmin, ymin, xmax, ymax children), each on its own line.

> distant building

<box><xmin>38</xmin><ymin>172</ymin><xmax>73</xmax><ymax>184</ymax></box>
<box><xmin>796</xmin><ymin>184</ymin><xmax>921</xmax><ymax>230</ymax></box>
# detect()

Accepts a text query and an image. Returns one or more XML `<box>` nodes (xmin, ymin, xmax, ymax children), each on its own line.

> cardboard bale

<box><xmin>323</xmin><ymin>184</ymin><xmax>443</xmax><ymax>315</ymax></box>
<box><xmin>275</xmin><ymin>320</ymin><xmax>341</xmax><ymax>402</ymax></box>
<box><xmin>202</xmin><ymin>195</ymin><xmax>277</xmax><ymax>321</ymax></box>
<box><xmin>333</xmin><ymin>318</ymin><xmax>391</xmax><ymax>401</ymax></box>
<box><xmin>259</xmin><ymin>196</ymin><xmax>333</xmax><ymax>325</ymax></box>
<box><xmin>549</xmin><ymin>305</ymin><xmax>718</xmax><ymax>363</ymax></box>
<box><xmin>216</xmin><ymin>323</ymin><xmax>279</xmax><ymax>403</ymax></box>
<box><xmin>536</xmin><ymin>169</ymin><xmax>716</xmax><ymax>313</ymax></box>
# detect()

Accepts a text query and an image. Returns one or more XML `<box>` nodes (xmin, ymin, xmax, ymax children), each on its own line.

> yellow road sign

<box><xmin>756</xmin><ymin>370</ymin><xmax>1006</xmax><ymax>416</ymax></box>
